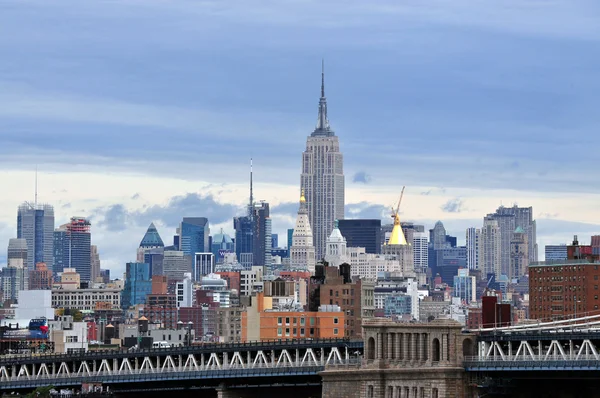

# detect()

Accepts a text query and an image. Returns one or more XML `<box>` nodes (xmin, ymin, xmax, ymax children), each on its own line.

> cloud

<box><xmin>352</xmin><ymin>171</ymin><xmax>372</xmax><ymax>184</ymax></box>
<box><xmin>97</xmin><ymin>204</ymin><xmax>131</xmax><ymax>232</ymax></box>
<box><xmin>440</xmin><ymin>198</ymin><xmax>465</xmax><ymax>213</ymax></box>
<box><xmin>131</xmin><ymin>193</ymin><xmax>140</xmax><ymax>200</ymax></box>
<box><xmin>345</xmin><ymin>202</ymin><xmax>389</xmax><ymax>220</ymax></box>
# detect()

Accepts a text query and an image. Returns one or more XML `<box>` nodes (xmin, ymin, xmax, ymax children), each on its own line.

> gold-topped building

<box><xmin>382</xmin><ymin>188</ymin><xmax>414</xmax><ymax>276</ymax></box>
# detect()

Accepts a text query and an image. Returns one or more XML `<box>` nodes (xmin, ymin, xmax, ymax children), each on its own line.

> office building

<box><xmin>338</xmin><ymin>219</ymin><xmax>381</xmax><ymax>254</ymax></box>
<box><xmin>52</xmin><ymin>288</ymin><xmax>121</xmax><ymax>311</ymax></box>
<box><xmin>433</xmin><ymin>247</ymin><xmax>467</xmax><ymax>287</ymax></box>
<box><xmin>271</xmin><ymin>234</ymin><xmax>278</xmax><ymax>249</ymax></box>
<box><xmin>194</xmin><ymin>252</ymin><xmax>215</xmax><ymax>281</ymax></box>
<box><xmin>121</xmin><ymin>262</ymin><xmax>152</xmax><ymax>309</ymax></box>
<box><xmin>137</xmin><ymin>222</ymin><xmax>164</xmax><ymax>262</ymax></box>
<box><xmin>381</xmin><ymin>208</ymin><xmax>413</xmax><ymax>277</ymax></box>
<box><xmin>545</xmin><ymin>245</ymin><xmax>568</xmax><ymax>261</ymax></box>
<box><xmin>290</xmin><ymin>191</ymin><xmax>316</xmax><ymax>272</ymax></box>
<box><xmin>29</xmin><ymin>262</ymin><xmax>52</xmax><ymax>290</ymax></box>
<box><xmin>179</xmin><ymin>217</ymin><xmax>209</xmax><ymax>258</ymax></box>
<box><xmin>143</xmin><ymin>247</ymin><xmax>164</xmax><ymax>277</ymax></box>
<box><xmin>324</xmin><ymin>222</ymin><xmax>348</xmax><ymax>268</ymax></box>
<box><xmin>453</xmin><ymin>268</ymin><xmax>476</xmax><ymax>304</ymax></box>
<box><xmin>210</xmin><ymin>229</ymin><xmax>234</xmax><ymax>263</ymax></box>
<box><xmin>510</xmin><ymin>227</ymin><xmax>529</xmax><ymax>280</ymax></box>
<box><xmin>7</xmin><ymin>238</ymin><xmax>28</xmax><ymax>264</ymax></box>
<box><xmin>485</xmin><ymin>205</ymin><xmax>537</xmax><ymax>276</ymax></box>
<box><xmin>90</xmin><ymin>245</ymin><xmax>100</xmax><ymax>283</ymax></box>
<box><xmin>529</xmin><ymin>260</ymin><xmax>600</xmax><ymax>320</ymax></box>
<box><xmin>52</xmin><ymin>217</ymin><xmax>92</xmax><ymax>281</ymax></box>
<box><xmin>300</xmin><ymin>63</ymin><xmax>344</xmax><ymax>260</ymax></box>
<box><xmin>412</xmin><ymin>232</ymin><xmax>428</xmax><ymax>274</ymax></box>
<box><xmin>17</xmin><ymin>202</ymin><xmax>54</xmax><ymax>271</ymax></box>
<box><xmin>252</xmin><ymin>202</ymin><xmax>272</xmax><ymax>269</ymax></box>
<box><xmin>1</xmin><ymin>266</ymin><xmax>27</xmax><ymax>302</ymax></box>
<box><xmin>481</xmin><ymin>218</ymin><xmax>501</xmax><ymax>278</ymax></box>
<box><xmin>466</xmin><ymin>227</ymin><xmax>481</xmax><ymax>271</ymax></box>
<box><xmin>176</xmin><ymin>273</ymin><xmax>193</xmax><ymax>308</ymax></box>
<box><xmin>234</xmin><ymin>216</ymin><xmax>253</xmax><ymax>269</ymax></box>
<box><xmin>163</xmin><ymin>249</ymin><xmax>192</xmax><ymax>281</ymax></box>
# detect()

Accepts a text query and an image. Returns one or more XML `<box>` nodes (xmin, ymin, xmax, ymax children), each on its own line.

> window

<box><xmin>333</xmin><ymin>328</ymin><xmax>339</xmax><ymax>335</ymax></box>
<box><xmin>310</xmin><ymin>328</ymin><xmax>315</xmax><ymax>335</ymax></box>
<box><xmin>285</xmin><ymin>328</ymin><xmax>290</xmax><ymax>336</ymax></box>
<box><xmin>300</xmin><ymin>328</ymin><xmax>305</xmax><ymax>336</ymax></box>
<box><xmin>310</xmin><ymin>317</ymin><xmax>315</xmax><ymax>325</ymax></box>
<box><xmin>367</xmin><ymin>386</ymin><xmax>374</xmax><ymax>398</ymax></box>
<box><xmin>277</xmin><ymin>328</ymin><xmax>282</xmax><ymax>336</ymax></box>
<box><xmin>278</xmin><ymin>317</ymin><xmax>282</xmax><ymax>325</ymax></box>
<box><xmin>286</xmin><ymin>317</ymin><xmax>290</xmax><ymax>324</ymax></box>
<box><xmin>300</xmin><ymin>318</ymin><xmax>305</xmax><ymax>326</ymax></box>
<box><xmin>330</xmin><ymin>289</ymin><xmax>333</xmax><ymax>296</ymax></box>
<box><xmin>334</xmin><ymin>317</ymin><xmax>339</xmax><ymax>324</ymax></box>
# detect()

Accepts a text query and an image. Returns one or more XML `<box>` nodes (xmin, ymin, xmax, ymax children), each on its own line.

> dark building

<box><xmin>271</xmin><ymin>248</ymin><xmax>289</xmax><ymax>259</ymax></box>
<box><xmin>144</xmin><ymin>294</ymin><xmax>177</xmax><ymax>329</ymax></box>
<box><xmin>53</xmin><ymin>217</ymin><xmax>92</xmax><ymax>281</ymax></box>
<box><xmin>338</xmin><ymin>219</ymin><xmax>381</xmax><ymax>254</ymax></box>
<box><xmin>481</xmin><ymin>295</ymin><xmax>511</xmax><ymax>328</ymax></box>
<box><xmin>234</xmin><ymin>216</ymin><xmax>253</xmax><ymax>268</ymax></box>
<box><xmin>252</xmin><ymin>202</ymin><xmax>271</xmax><ymax>268</ymax></box>
<box><xmin>432</xmin><ymin>246</ymin><xmax>467</xmax><ymax>287</ymax></box>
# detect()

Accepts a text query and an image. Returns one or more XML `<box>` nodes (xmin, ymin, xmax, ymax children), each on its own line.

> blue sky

<box><xmin>1</xmin><ymin>0</ymin><xmax>600</xmax><ymax>274</ymax></box>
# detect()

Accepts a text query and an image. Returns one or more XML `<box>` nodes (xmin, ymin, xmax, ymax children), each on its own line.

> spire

<box><xmin>312</xmin><ymin>59</ymin><xmax>334</xmax><ymax>137</ymax></box>
<box><xmin>248</xmin><ymin>158</ymin><xmax>254</xmax><ymax>218</ymax></box>
<box><xmin>34</xmin><ymin>165</ymin><xmax>38</xmax><ymax>206</ymax></box>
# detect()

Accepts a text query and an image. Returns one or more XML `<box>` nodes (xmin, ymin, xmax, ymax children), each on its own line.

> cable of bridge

<box><xmin>473</xmin><ymin>313</ymin><xmax>600</xmax><ymax>333</ymax></box>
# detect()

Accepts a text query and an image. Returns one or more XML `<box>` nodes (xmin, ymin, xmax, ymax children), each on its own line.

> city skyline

<box><xmin>2</xmin><ymin>1</ymin><xmax>600</xmax><ymax>275</ymax></box>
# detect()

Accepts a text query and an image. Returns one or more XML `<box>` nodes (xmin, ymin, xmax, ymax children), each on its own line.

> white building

<box><xmin>48</xmin><ymin>315</ymin><xmax>89</xmax><ymax>353</ymax></box>
<box><xmin>240</xmin><ymin>266</ymin><xmax>264</xmax><ymax>296</ymax></box>
<box><xmin>176</xmin><ymin>273</ymin><xmax>193</xmax><ymax>308</ymax></box>
<box><xmin>482</xmin><ymin>219</ymin><xmax>501</xmax><ymax>278</ymax></box>
<box><xmin>453</xmin><ymin>268</ymin><xmax>477</xmax><ymax>304</ymax></box>
<box><xmin>194</xmin><ymin>252</ymin><xmax>215</xmax><ymax>281</ymax></box>
<box><xmin>412</xmin><ymin>232</ymin><xmax>428</xmax><ymax>273</ymax></box>
<box><xmin>289</xmin><ymin>191</ymin><xmax>316</xmax><ymax>273</ymax></box>
<box><xmin>52</xmin><ymin>288</ymin><xmax>121</xmax><ymax>311</ymax></box>
<box><xmin>324</xmin><ymin>221</ymin><xmax>348</xmax><ymax>268</ymax></box>
<box><xmin>466</xmin><ymin>227</ymin><xmax>481</xmax><ymax>271</ymax></box>
<box><xmin>16</xmin><ymin>290</ymin><xmax>55</xmax><ymax>320</ymax></box>
<box><xmin>300</xmin><ymin>65</ymin><xmax>345</xmax><ymax>260</ymax></box>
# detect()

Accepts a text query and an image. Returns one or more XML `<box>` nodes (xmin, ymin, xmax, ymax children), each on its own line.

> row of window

<box><xmin>276</xmin><ymin>327</ymin><xmax>339</xmax><ymax>337</ymax></box>
<box><xmin>367</xmin><ymin>385</ymin><xmax>438</xmax><ymax>398</ymax></box>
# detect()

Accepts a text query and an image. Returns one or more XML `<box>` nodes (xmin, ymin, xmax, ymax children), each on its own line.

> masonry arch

<box><xmin>367</xmin><ymin>337</ymin><xmax>376</xmax><ymax>360</ymax></box>
<box><xmin>432</xmin><ymin>338</ymin><xmax>441</xmax><ymax>362</ymax></box>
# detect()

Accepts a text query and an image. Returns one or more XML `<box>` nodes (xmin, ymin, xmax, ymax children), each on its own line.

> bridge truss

<box><xmin>0</xmin><ymin>339</ymin><xmax>362</xmax><ymax>391</ymax></box>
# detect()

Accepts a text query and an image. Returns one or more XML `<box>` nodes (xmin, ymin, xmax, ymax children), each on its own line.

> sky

<box><xmin>2</xmin><ymin>0</ymin><xmax>600</xmax><ymax>276</ymax></box>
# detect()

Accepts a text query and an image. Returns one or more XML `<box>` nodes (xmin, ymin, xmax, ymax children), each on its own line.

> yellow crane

<box><xmin>391</xmin><ymin>186</ymin><xmax>406</xmax><ymax>224</ymax></box>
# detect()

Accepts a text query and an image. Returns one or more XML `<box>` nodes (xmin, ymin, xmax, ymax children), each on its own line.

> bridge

<box><xmin>464</xmin><ymin>315</ymin><xmax>600</xmax><ymax>396</ymax></box>
<box><xmin>0</xmin><ymin>338</ymin><xmax>363</xmax><ymax>395</ymax></box>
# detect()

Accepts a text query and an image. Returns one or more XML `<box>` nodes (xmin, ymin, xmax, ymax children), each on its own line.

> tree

<box><xmin>26</xmin><ymin>385</ymin><xmax>54</xmax><ymax>398</ymax></box>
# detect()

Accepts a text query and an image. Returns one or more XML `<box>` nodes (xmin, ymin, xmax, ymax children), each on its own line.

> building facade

<box><xmin>17</xmin><ymin>203</ymin><xmax>55</xmax><ymax>271</ymax></box>
<box><xmin>466</xmin><ymin>227</ymin><xmax>480</xmax><ymax>271</ymax></box>
<box><xmin>300</xmin><ymin>64</ymin><xmax>344</xmax><ymax>260</ymax></box>
<box><xmin>338</xmin><ymin>219</ymin><xmax>381</xmax><ymax>254</ymax></box>
<box><xmin>121</xmin><ymin>262</ymin><xmax>152</xmax><ymax>309</ymax></box>
<box><xmin>179</xmin><ymin>217</ymin><xmax>209</xmax><ymax>259</ymax></box>
<box><xmin>252</xmin><ymin>202</ymin><xmax>272</xmax><ymax>269</ymax></box>
<box><xmin>481</xmin><ymin>218</ymin><xmax>501</xmax><ymax>278</ymax></box>
<box><xmin>53</xmin><ymin>217</ymin><xmax>92</xmax><ymax>281</ymax></box>
<box><xmin>545</xmin><ymin>245</ymin><xmax>568</xmax><ymax>261</ymax></box>
<box><xmin>29</xmin><ymin>262</ymin><xmax>52</xmax><ymax>290</ymax></box>
<box><xmin>290</xmin><ymin>191</ymin><xmax>316</xmax><ymax>272</ymax></box>
<box><xmin>52</xmin><ymin>288</ymin><xmax>121</xmax><ymax>311</ymax></box>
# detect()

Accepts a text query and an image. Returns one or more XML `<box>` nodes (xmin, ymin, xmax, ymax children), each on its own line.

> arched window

<box><xmin>367</xmin><ymin>337</ymin><xmax>376</xmax><ymax>360</ymax></box>
<box><xmin>432</xmin><ymin>338</ymin><xmax>441</xmax><ymax>362</ymax></box>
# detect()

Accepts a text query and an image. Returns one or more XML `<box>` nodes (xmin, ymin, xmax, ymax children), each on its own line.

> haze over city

<box><xmin>2</xmin><ymin>0</ymin><xmax>600</xmax><ymax>275</ymax></box>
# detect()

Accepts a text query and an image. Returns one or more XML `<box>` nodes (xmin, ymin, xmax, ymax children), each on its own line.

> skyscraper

<box><xmin>17</xmin><ymin>203</ymin><xmax>54</xmax><ymax>271</ymax></box>
<box><xmin>234</xmin><ymin>159</ymin><xmax>255</xmax><ymax>269</ymax></box>
<box><xmin>3</xmin><ymin>238</ymin><xmax>29</xmax><ymax>301</ymax></box>
<box><xmin>52</xmin><ymin>217</ymin><xmax>92</xmax><ymax>281</ymax></box>
<box><xmin>466</xmin><ymin>227</ymin><xmax>481</xmax><ymax>271</ymax></box>
<box><xmin>90</xmin><ymin>245</ymin><xmax>101</xmax><ymax>283</ymax></box>
<box><xmin>482</xmin><ymin>218</ymin><xmax>501</xmax><ymax>279</ymax></box>
<box><xmin>179</xmin><ymin>217</ymin><xmax>209</xmax><ymax>258</ymax></box>
<box><xmin>300</xmin><ymin>62</ymin><xmax>344</xmax><ymax>260</ymax></box>
<box><xmin>510</xmin><ymin>227</ymin><xmax>529</xmax><ymax>280</ymax></box>
<box><xmin>290</xmin><ymin>191</ymin><xmax>316</xmax><ymax>273</ymax></box>
<box><xmin>485</xmin><ymin>205</ymin><xmax>537</xmax><ymax>276</ymax></box>
<box><xmin>412</xmin><ymin>232</ymin><xmax>428</xmax><ymax>274</ymax></box>
<box><xmin>338</xmin><ymin>219</ymin><xmax>381</xmax><ymax>254</ymax></box>
<box><xmin>137</xmin><ymin>222</ymin><xmax>165</xmax><ymax>262</ymax></box>
<box><xmin>252</xmin><ymin>202</ymin><xmax>272</xmax><ymax>269</ymax></box>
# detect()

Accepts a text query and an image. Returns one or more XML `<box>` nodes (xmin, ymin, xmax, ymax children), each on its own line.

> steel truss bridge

<box><xmin>465</xmin><ymin>314</ymin><xmax>600</xmax><ymax>371</ymax></box>
<box><xmin>0</xmin><ymin>338</ymin><xmax>363</xmax><ymax>392</ymax></box>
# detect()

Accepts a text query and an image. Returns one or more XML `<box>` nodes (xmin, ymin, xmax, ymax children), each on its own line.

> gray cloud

<box><xmin>440</xmin><ymin>198</ymin><xmax>465</xmax><ymax>213</ymax></box>
<box><xmin>346</xmin><ymin>202</ymin><xmax>389</xmax><ymax>221</ymax></box>
<box><xmin>352</xmin><ymin>171</ymin><xmax>372</xmax><ymax>184</ymax></box>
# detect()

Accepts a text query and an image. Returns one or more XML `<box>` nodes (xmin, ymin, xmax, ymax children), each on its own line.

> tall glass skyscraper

<box><xmin>179</xmin><ymin>217</ymin><xmax>209</xmax><ymax>257</ymax></box>
<box><xmin>17</xmin><ymin>203</ymin><xmax>54</xmax><ymax>271</ymax></box>
<box><xmin>121</xmin><ymin>262</ymin><xmax>152</xmax><ymax>309</ymax></box>
<box><xmin>300</xmin><ymin>62</ymin><xmax>344</xmax><ymax>260</ymax></box>
<box><xmin>53</xmin><ymin>217</ymin><xmax>92</xmax><ymax>281</ymax></box>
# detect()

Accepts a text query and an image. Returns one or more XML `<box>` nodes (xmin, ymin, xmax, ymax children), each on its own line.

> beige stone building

<box><xmin>321</xmin><ymin>318</ymin><xmax>476</xmax><ymax>398</ymax></box>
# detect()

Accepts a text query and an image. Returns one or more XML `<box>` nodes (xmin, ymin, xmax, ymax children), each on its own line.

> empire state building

<box><xmin>300</xmin><ymin>62</ymin><xmax>345</xmax><ymax>261</ymax></box>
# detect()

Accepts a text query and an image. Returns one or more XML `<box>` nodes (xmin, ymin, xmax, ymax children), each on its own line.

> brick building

<box><xmin>144</xmin><ymin>294</ymin><xmax>177</xmax><ymax>329</ymax></box>
<box><xmin>529</xmin><ymin>260</ymin><xmax>600</xmax><ymax>321</ymax></box>
<box><xmin>316</xmin><ymin>265</ymin><xmax>374</xmax><ymax>338</ymax></box>
<box><xmin>29</xmin><ymin>262</ymin><xmax>52</xmax><ymax>290</ymax></box>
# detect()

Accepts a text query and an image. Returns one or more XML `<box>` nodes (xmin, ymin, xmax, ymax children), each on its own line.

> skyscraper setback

<box><xmin>17</xmin><ymin>203</ymin><xmax>55</xmax><ymax>271</ymax></box>
<box><xmin>300</xmin><ymin>62</ymin><xmax>345</xmax><ymax>260</ymax></box>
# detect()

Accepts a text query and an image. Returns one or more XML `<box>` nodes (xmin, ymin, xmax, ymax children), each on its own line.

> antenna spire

<box><xmin>35</xmin><ymin>165</ymin><xmax>38</xmax><ymax>206</ymax></box>
<box><xmin>249</xmin><ymin>158</ymin><xmax>254</xmax><ymax>218</ymax></box>
<box><xmin>321</xmin><ymin>58</ymin><xmax>325</xmax><ymax>98</ymax></box>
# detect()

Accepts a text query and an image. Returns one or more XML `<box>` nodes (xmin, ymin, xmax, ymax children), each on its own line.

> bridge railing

<box><xmin>465</xmin><ymin>354</ymin><xmax>600</xmax><ymax>365</ymax></box>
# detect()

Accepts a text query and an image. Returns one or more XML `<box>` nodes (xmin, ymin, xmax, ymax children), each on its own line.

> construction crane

<box><xmin>391</xmin><ymin>186</ymin><xmax>406</xmax><ymax>223</ymax></box>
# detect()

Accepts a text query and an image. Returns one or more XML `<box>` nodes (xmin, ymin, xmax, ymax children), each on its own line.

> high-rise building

<box><xmin>163</xmin><ymin>250</ymin><xmax>192</xmax><ymax>282</ymax></box>
<box><xmin>137</xmin><ymin>223</ymin><xmax>165</xmax><ymax>262</ymax></box>
<box><xmin>485</xmin><ymin>205</ymin><xmax>537</xmax><ymax>276</ymax></box>
<box><xmin>271</xmin><ymin>234</ymin><xmax>278</xmax><ymax>249</ymax></box>
<box><xmin>324</xmin><ymin>222</ymin><xmax>348</xmax><ymax>268</ymax></box>
<box><xmin>466</xmin><ymin>227</ymin><xmax>481</xmax><ymax>271</ymax></box>
<box><xmin>17</xmin><ymin>203</ymin><xmax>54</xmax><ymax>271</ymax></box>
<box><xmin>179</xmin><ymin>217</ymin><xmax>209</xmax><ymax>258</ymax></box>
<box><xmin>429</xmin><ymin>221</ymin><xmax>448</xmax><ymax>250</ymax></box>
<box><xmin>29</xmin><ymin>262</ymin><xmax>52</xmax><ymax>290</ymax></box>
<box><xmin>510</xmin><ymin>227</ymin><xmax>529</xmax><ymax>280</ymax></box>
<box><xmin>211</xmin><ymin>229</ymin><xmax>234</xmax><ymax>264</ymax></box>
<box><xmin>381</xmin><ymin>206</ymin><xmax>413</xmax><ymax>276</ymax></box>
<box><xmin>121</xmin><ymin>262</ymin><xmax>152</xmax><ymax>309</ymax></box>
<box><xmin>412</xmin><ymin>232</ymin><xmax>428</xmax><ymax>274</ymax></box>
<box><xmin>545</xmin><ymin>244</ymin><xmax>568</xmax><ymax>261</ymax></box>
<box><xmin>234</xmin><ymin>216</ymin><xmax>253</xmax><ymax>269</ymax></box>
<box><xmin>453</xmin><ymin>268</ymin><xmax>476</xmax><ymax>304</ymax></box>
<box><xmin>7</xmin><ymin>238</ymin><xmax>28</xmax><ymax>264</ymax></box>
<box><xmin>481</xmin><ymin>218</ymin><xmax>501</xmax><ymax>279</ymax></box>
<box><xmin>290</xmin><ymin>191</ymin><xmax>316</xmax><ymax>273</ymax></box>
<box><xmin>252</xmin><ymin>202</ymin><xmax>272</xmax><ymax>269</ymax></box>
<box><xmin>194</xmin><ymin>252</ymin><xmax>215</xmax><ymax>281</ymax></box>
<box><xmin>90</xmin><ymin>245</ymin><xmax>100</xmax><ymax>283</ymax></box>
<box><xmin>300</xmin><ymin>63</ymin><xmax>344</xmax><ymax>260</ymax></box>
<box><xmin>2</xmin><ymin>239</ymin><xmax>29</xmax><ymax>301</ymax></box>
<box><xmin>338</xmin><ymin>219</ymin><xmax>381</xmax><ymax>254</ymax></box>
<box><xmin>52</xmin><ymin>217</ymin><xmax>92</xmax><ymax>281</ymax></box>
